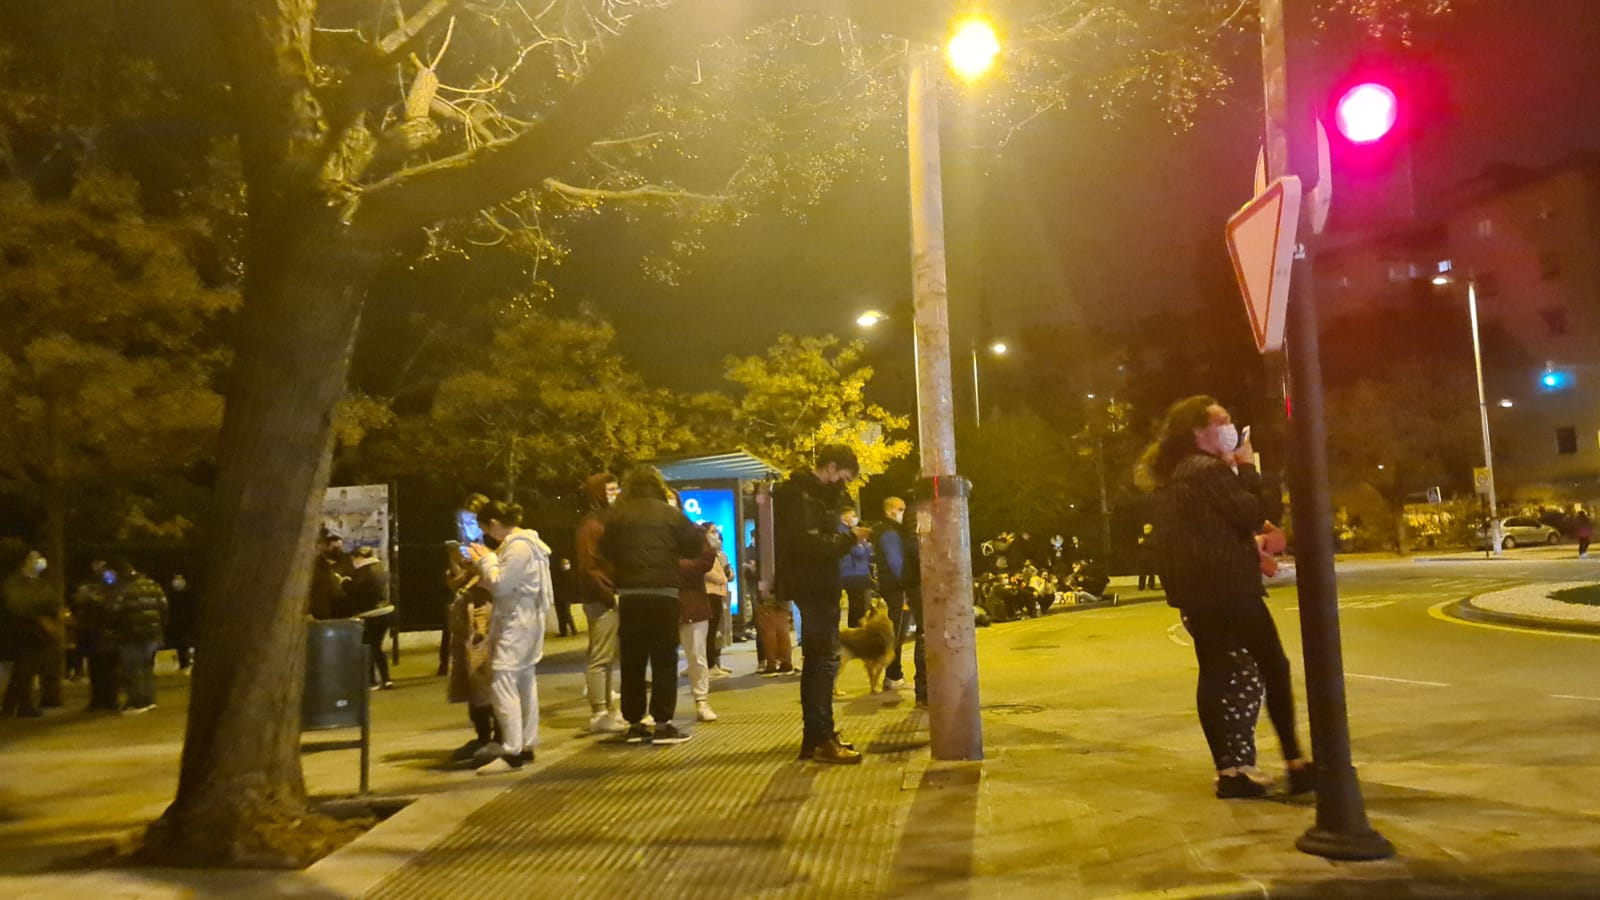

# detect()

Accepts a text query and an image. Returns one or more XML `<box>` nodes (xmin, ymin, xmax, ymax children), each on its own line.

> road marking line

<box><xmin>1550</xmin><ymin>694</ymin><xmax>1600</xmax><ymax>702</ymax></box>
<box><xmin>1427</xmin><ymin>599</ymin><xmax>1600</xmax><ymax>641</ymax></box>
<box><xmin>1348</xmin><ymin>673</ymin><xmax>1450</xmax><ymax>687</ymax></box>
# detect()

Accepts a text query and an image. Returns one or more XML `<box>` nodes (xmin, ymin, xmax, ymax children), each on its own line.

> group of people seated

<box><xmin>973</xmin><ymin>558</ymin><xmax>1114</xmax><ymax>624</ymax></box>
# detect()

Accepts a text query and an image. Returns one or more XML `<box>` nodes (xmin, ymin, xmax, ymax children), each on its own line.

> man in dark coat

<box><xmin>872</xmin><ymin>496</ymin><xmax>925</xmax><ymax>703</ymax></box>
<box><xmin>774</xmin><ymin>444</ymin><xmax>870</xmax><ymax>764</ymax></box>
<box><xmin>104</xmin><ymin>558</ymin><xmax>168</xmax><ymax>713</ymax></box>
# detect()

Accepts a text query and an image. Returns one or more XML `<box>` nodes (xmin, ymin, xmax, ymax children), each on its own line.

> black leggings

<box><xmin>1182</xmin><ymin>598</ymin><xmax>1302</xmax><ymax>770</ymax></box>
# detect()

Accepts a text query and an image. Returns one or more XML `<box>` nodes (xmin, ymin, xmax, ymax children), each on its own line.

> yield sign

<box><xmin>1226</xmin><ymin>176</ymin><xmax>1302</xmax><ymax>354</ymax></box>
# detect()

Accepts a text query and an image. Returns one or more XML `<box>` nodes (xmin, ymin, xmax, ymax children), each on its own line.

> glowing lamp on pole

<box><xmin>946</xmin><ymin>18</ymin><xmax>1000</xmax><ymax>81</ymax></box>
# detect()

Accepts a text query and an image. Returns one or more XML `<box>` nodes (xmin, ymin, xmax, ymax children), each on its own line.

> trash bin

<box><xmin>304</xmin><ymin>619</ymin><xmax>366</xmax><ymax>730</ymax></box>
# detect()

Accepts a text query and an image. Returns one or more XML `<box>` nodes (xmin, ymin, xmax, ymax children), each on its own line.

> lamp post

<box><xmin>906</xmin><ymin>16</ymin><xmax>997</xmax><ymax>761</ymax></box>
<box><xmin>1438</xmin><ymin>275</ymin><xmax>1502</xmax><ymax>554</ymax></box>
<box><xmin>970</xmin><ymin>339</ymin><xmax>1007</xmax><ymax>429</ymax></box>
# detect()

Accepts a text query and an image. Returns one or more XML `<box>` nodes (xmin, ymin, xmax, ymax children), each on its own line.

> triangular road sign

<box><xmin>1226</xmin><ymin>176</ymin><xmax>1302</xmax><ymax>354</ymax></box>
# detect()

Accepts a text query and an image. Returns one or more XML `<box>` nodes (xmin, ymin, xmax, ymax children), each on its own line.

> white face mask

<box><xmin>1215</xmin><ymin>423</ymin><xmax>1239</xmax><ymax>454</ymax></box>
<box><xmin>30</xmin><ymin>557</ymin><xmax>47</xmax><ymax>576</ymax></box>
<box><xmin>172</xmin><ymin>577</ymin><xmax>187</xmax><ymax>591</ymax></box>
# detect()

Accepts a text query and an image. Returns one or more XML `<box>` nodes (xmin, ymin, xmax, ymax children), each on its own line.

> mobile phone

<box><xmin>1239</xmin><ymin>425</ymin><xmax>1251</xmax><ymax>445</ymax></box>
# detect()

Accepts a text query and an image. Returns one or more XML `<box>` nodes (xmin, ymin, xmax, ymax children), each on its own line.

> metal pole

<box><xmin>907</xmin><ymin>47</ymin><xmax>982</xmax><ymax>760</ymax></box>
<box><xmin>1260</xmin><ymin>0</ymin><xmax>1392</xmax><ymax>860</ymax></box>
<box><xmin>1468</xmin><ymin>278</ymin><xmax>1503</xmax><ymax>555</ymax></box>
<box><xmin>971</xmin><ymin>344</ymin><xmax>982</xmax><ymax>428</ymax></box>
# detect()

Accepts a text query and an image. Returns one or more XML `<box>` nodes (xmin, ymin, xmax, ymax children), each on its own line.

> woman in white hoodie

<box><xmin>468</xmin><ymin>499</ymin><xmax>555</xmax><ymax>774</ymax></box>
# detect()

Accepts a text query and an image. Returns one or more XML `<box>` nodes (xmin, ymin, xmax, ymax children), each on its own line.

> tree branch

<box><xmin>350</xmin><ymin>0</ymin><xmax>949</xmax><ymax>238</ymax></box>
<box><xmin>543</xmin><ymin>178</ymin><xmax>733</xmax><ymax>205</ymax></box>
<box><xmin>379</xmin><ymin>0</ymin><xmax>461</xmax><ymax>57</ymax></box>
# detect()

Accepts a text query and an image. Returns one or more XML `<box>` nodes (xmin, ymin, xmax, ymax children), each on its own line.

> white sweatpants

<box><xmin>678</xmin><ymin>620</ymin><xmax>709</xmax><ymax>703</ymax></box>
<box><xmin>490</xmin><ymin>665</ymin><xmax>540</xmax><ymax>756</ymax></box>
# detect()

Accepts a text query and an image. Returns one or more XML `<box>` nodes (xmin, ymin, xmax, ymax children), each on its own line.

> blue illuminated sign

<box><xmin>678</xmin><ymin>487</ymin><xmax>742</xmax><ymax>616</ymax></box>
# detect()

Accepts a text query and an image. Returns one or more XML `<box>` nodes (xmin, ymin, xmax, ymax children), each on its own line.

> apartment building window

<box><xmin>1539</xmin><ymin>250</ymin><xmax>1563</xmax><ymax>280</ymax></box>
<box><xmin>1540</xmin><ymin>305</ymin><xmax>1569</xmax><ymax>336</ymax></box>
<box><xmin>1476</xmin><ymin>218</ymin><xmax>1494</xmax><ymax>239</ymax></box>
<box><xmin>1556</xmin><ymin>427</ymin><xmax>1578</xmax><ymax>455</ymax></box>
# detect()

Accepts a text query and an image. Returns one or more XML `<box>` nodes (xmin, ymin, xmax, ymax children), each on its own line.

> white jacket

<box><xmin>476</xmin><ymin>528</ymin><xmax>555</xmax><ymax>671</ymax></box>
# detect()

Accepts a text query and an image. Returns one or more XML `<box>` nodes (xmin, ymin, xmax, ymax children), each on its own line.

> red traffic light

<box><xmin>1335</xmin><ymin>82</ymin><xmax>1398</xmax><ymax>144</ymax></box>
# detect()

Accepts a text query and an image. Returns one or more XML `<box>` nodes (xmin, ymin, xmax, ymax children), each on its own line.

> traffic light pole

<box><xmin>1259</xmin><ymin>0</ymin><xmax>1393</xmax><ymax>860</ymax></box>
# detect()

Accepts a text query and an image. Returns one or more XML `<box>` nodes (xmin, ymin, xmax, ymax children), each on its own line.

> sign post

<box><xmin>1227</xmin><ymin>176</ymin><xmax>1302</xmax><ymax>354</ymax></box>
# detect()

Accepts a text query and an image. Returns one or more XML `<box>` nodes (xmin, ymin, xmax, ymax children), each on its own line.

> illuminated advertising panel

<box><xmin>677</xmin><ymin>486</ymin><xmax>741</xmax><ymax>616</ymax></box>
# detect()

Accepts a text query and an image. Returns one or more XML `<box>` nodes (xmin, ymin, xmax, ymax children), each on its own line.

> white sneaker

<box><xmin>884</xmin><ymin>678</ymin><xmax>907</xmax><ymax>690</ymax></box>
<box><xmin>708</xmin><ymin>668</ymin><xmax>730</xmax><ymax>680</ymax></box>
<box><xmin>641</xmin><ymin>714</ymin><xmax>655</xmax><ymax>728</ymax></box>
<box><xmin>589</xmin><ymin>711</ymin><xmax>625</xmax><ymax>734</ymax></box>
<box><xmin>475</xmin><ymin>756</ymin><xmax>522</xmax><ymax>776</ymax></box>
<box><xmin>696</xmin><ymin>701</ymin><xmax>718</xmax><ymax>722</ymax></box>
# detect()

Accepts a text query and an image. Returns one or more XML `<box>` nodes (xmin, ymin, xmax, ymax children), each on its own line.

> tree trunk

<box><xmin>141</xmin><ymin>210</ymin><xmax>382</xmax><ymax>867</ymax></box>
<box><xmin>43</xmin><ymin>397</ymin><xmax>68</xmax><ymax>611</ymax></box>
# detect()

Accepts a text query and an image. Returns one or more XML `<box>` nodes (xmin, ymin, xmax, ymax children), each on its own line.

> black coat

<box><xmin>1152</xmin><ymin>453</ymin><xmax>1265</xmax><ymax>610</ymax></box>
<box><xmin>599</xmin><ymin>497</ymin><xmax>704</xmax><ymax>592</ymax></box>
<box><xmin>772</xmin><ymin>469</ymin><xmax>854</xmax><ymax>600</ymax></box>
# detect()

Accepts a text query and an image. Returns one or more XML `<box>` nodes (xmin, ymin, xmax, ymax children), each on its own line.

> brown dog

<box><xmin>837</xmin><ymin>596</ymin><xmax>896</xmax><ymax>694</ymax></box>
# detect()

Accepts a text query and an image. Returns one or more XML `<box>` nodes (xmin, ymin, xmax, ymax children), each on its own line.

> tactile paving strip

<box><xmin>367</xmin><ymin>708</ymin><xmax>926</xmax><ymax>899</ymax></box>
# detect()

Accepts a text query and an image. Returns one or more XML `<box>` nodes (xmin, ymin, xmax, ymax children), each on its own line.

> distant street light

<box><xmin>857</xmin><ymin>309</ymin><xmax>888</xmax><ymax>328</ymax></box>
<box><xmin>970</xmin><ymin>339</ymin><xmax>1009</xmax><ymax>429</ymax></box>
<box><xmin>1436</xmin><ymin>273</ymin><xmax>1502</xmax><ymax>556</ymax></box>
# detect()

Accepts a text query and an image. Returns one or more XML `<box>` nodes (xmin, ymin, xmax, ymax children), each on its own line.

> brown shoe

<box><xmin>811</xmin><ymin>738</ymin><xmax>862</xmax><ymax>765</ymax></box>
<box><xmin>798</xmin><ymin>743</ymin><xmax>815</xmax><ymax>760</ymax></box>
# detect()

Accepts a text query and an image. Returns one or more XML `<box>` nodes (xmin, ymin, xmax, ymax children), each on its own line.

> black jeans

<box><xmin>555</xmin><ymin>600</ymin><xmax>576</xmax><ymax>636</ymax></box>
<box><xmin>884</xmin><ymin>587</ymin><xmax>908</xmax><ymax>682</ymax></box>
<box><xmin>363</xmin><ymin>617</ymin><xmax>391</xmax><ymax>685</ymax></box>
<box><xmin>842</xmin><ymin>577</ymin><xmax>872</xmax><ymax>627</ymax></box>
<box><xmin>618</xmin><ymin>592</ymin><xmax>680</xmax><ymax>726</ymax></box>
<box><xmin>706</xmin><ymin>596</ymin><xmax>725</xmax><ymax>668</ymax></box>
<box><xmin>795</xmin><ymin>590</ymin><xmax>840</xmax><ymax>747</ymax></box>
<box><xmin>1181</xmin><ymin>597</ymin><xmax>1302</xmax><ymax>770</ymax></box>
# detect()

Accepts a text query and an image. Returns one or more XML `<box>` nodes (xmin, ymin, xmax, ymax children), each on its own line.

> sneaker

<box><xmin>759</xmin><ymin>666</ymin><xmax>781</xmax><ymax>678</ymax></box>
<box><xmin>696</xmin><ymin>701</ymin><xmax>718</xmax><ymax>722</ymax></box>
<box><xmin>451</xmin><ymin>738</ymin><xmax>488</xmax><ymax>761</ymax></box>
<box><xmin>121</xmin><ymin>705</ymin><xmax>155</xmax><ymax>715</ymax></box>
<box><xmin>713</xmin><ymin>665</ymin><xmax>733</xmax><ymax>675</ymax></box>
<box><xmin>884</xmin><ymin>678</ymin><xmax>908</xmax><ymax>691</ymax></box>
<box><xmin>624</xmin><ymin>723</ymin><xmax>652</xmax><ymax>744</ymax></box>
<box><xmin>708</xmin><ymin>667</ymin><xmax>730</xmax><ymax>680</ymax></box>
<box><xmin>1286</xmin><ymin>763</ymin><xmax>1317</xmax><ymax>796</ymax></box>
<box><xmin>775</xmin><ymin>663</ymin><xmax>795</xmax><ymax>675</ymax></box>
<box><xmin>1215</xmin><ymin>772</ymin><xmax>1271</xmax><ymax>799</ymax></box>
<box><xmin>589</xmin><ymin>711</ymin><xmax>626</xmax><ymax>735</ymax></box>
<box><xmin>641</xmin><ymin>714</ymin><xmax>655</xmax><ymax>728</ymax></box>
<box><xmin>811</xmin><ymin>738</ymin><xmax>862</xmax><ymax>765</ymax></box>
<box><xmin>473</xmin><ymin>741</ymin><xmax>505</xmax><ymax>764</ymax></box>
<box><xmin>475</xmin><ymin>754</ymin><xmax>525</xmax><ymax>776</ymax></box>
<box><xmin>833</xmin><ymin>731</ymin><xmax>855</xmax><ymax>751</ymax></box>
<box><xmin>519</xmin><ymin>748</ymin><xmax>535</xmax><ymax>763</ymax></box>
<box><xmin>651</xmin><ymin>723</ymin><xmax>692</xmax><ymax>744</ymax></box>
<box><xmin>380</xmin><ymin>681</ymin><xmax>395</xmax><ymax>690</ymax></box>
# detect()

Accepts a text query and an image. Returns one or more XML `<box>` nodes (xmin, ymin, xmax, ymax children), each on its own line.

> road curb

<box><xmin>1446</xmin><ymin>598</ymin><xmax>1600</xmax><ymax>636</ymax></box>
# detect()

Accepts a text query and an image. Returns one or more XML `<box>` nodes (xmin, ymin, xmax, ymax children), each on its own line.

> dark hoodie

<box><xmin>574</xmin><ymin>474</ymin><xmax>616</xmax><ymax>607</ymax></box>
<box><xmin>772</xmin><ymin>468</ymin><xmax>855</xmax><ymax>600</ymax></box>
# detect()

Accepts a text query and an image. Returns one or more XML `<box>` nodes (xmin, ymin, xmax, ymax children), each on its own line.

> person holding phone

<box><xmin>1137</xmin><ymin>395</ymin><xmax>1312</xmax><ymax>800</ymax></box>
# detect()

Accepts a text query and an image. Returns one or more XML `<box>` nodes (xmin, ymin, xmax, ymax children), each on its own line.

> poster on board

<box><xmin>322</xmin><ymin>483</ymin><xmax>392</xmax><ymax>572</ymax></box>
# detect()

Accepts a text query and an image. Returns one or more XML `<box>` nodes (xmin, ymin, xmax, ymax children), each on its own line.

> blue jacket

<box><xmin>839</xmin><ymin>527</ymin><xmax>873</xmax><ymax>581</ymax></box>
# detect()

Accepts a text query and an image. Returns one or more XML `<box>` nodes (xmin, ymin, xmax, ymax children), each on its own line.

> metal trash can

<box><xmin>303</xmin><ymin>619</ymin><xmax>366</xmax><ymax>730</ymax></box>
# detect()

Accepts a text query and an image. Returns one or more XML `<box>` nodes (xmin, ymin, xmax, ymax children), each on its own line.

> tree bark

<box><xmin>141</xmin><ymin>209</ymin><xmax>382</xmax><ymax>867</ymax></box>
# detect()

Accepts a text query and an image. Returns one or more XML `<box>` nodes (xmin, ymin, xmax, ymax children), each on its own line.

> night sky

<box><xmin>553</xmin><ymin>0</ymin><xmax>1600</xmax><ymax>396</ymax></box>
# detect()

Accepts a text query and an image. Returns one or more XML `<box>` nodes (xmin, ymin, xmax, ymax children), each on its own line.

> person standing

<box><xmin>469</xmin><ymin>499</ymin><xmax>556</xmax><ymax>774</ymax></box>
<box><xmin>346</xmin><ymin>546</ymin><xmax>395</xmax><ymax>689</ymax></box>
<box><xmin>1138</xmin><ymin>395</ymin><xmax>1312</xmax><ymax>799</ymax></box>
<box><xmin>2</xmin><ymin>551</ymin><xmax>61</xmax><ymax>717</ymax></box>
<box><xmin>1576</xmin><ymin>510</ymin><xmax>1592</xmax><ymax>559</ymax></box>
<box><xmin>575</xmin><ymin>472</ymin><xmax>626</xmax><ymax>735</ymax></box>
<box><xmin>774</xmin><ymin>445</ymin><xmax>870</xmax><ymax>764</ymax></box>
<box><xmin>703</xmin><ymin>524</ymin><xmax>733</xmax><ymax>677</ymax></box>
<box><xmin>679</xmin><ymin>524</ymin><xmax>719</xmax><ymax>722</ymax></box>
<box><xmin>165</xmin><ymin>574</ymin><xmax>197</xmax><ymax>672</ymax></box>
<box><xmin>104</xmin><ymin>558</ymin><xmax>168</xmax><ymax>714</ymax></box>
<box><xmin>73</xmin><ymin>560</ymin><xmax>119</xmax><ymax>711</ymax></box>
<box><xmin>309</xmin><ymin>527</ymin><xmax>351</xmax><ymax>620</ymax></box>
<box><xmin>552</xmin><ymin>558</ymin><xmax>578</xmax><ymax>637</ymax></box>
<box><xmin>873</xmin><ymin>497</ymin><xmax>923</xmax><ymax>698</ymax></box>
<box><xmin>599</xmin><ymin>466</ymin><xmax>705</xmax><ymax>745</ymax></box>
<box><xmin>1136</xmin><ymin>523</ymin><xmax>1160</xmax><ymax>591</ymax></box>
<box><xmin>446</xmin><ymin>541</ymin><xmax>500</xmax><ymax>761</ymax></box>
<box><xmin>837</xmin><ymin>505</ymin><xmax>874</xmax><ymax>627</ymax></box>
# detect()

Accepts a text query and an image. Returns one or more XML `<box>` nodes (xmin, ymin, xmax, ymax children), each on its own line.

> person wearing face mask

<box><xmin>872</xmin><ymin>496</ymin><xmax>923</xmax><ymax>699</ymax></box>
<box><xmin>3</xmin><ymin>550</ymin><xmax>62</xmax><ymax>718</ymax></box>
<box><xmin>552</xmin><ymin>557</ymin><xmax>578</xmax><ymax>638</ymax></box>
<box><xmin>165</xmin><ymin>573</ymin><xmax>197</xmax><ymax>672</ymax></box>
<box><xmin>1138</xmin><ymin>395</ymin><xmax>1312</xmax><ymax>800</ymax></box>
<box><xmin>837</xmin><ymin>505</ymin><xmax>874</xmax><ymax>628</ymax></box>
<box><xmin>702</xmin><ymin>525</ymin><xmax>733</xmax><ymax>677</ymax></box>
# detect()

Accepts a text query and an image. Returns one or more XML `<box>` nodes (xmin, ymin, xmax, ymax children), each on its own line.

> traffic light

<box><xmin>1334</xmin><ymin>83</ymin><xmax>1398</xmax><ymax>144</ymax></box>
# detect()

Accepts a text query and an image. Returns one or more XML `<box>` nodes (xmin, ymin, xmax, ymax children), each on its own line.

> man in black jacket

<box><xmin>872</xmin><ymin>496</ymin><xmax>923</xmax><ymax>700</ymax></box>
<box><xmin>600</xmin><ymin>466</ymin><xmax>705</xmax><ymax>744</ymax></box>
<box><xmin>774</xmin><ymin>445</ymin><xmax>870</xmax><ymax>764</ymax></box>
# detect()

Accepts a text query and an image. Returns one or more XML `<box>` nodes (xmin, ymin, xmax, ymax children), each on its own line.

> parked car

<box><xmin>1476</xmin><ymin>516</ymin><xmax>1561</xmax><ymax>550</ymax></box>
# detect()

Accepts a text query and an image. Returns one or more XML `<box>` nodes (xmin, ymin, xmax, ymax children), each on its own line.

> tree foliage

<box><xmin>724</xmin><ymin>334</ymin><xmax>912</xmax><ymax>477</ymax></box>
<box><xmin>0</xmin><ymin>172</ymin><xmax>236</xmax><ymax>547</ymax></box>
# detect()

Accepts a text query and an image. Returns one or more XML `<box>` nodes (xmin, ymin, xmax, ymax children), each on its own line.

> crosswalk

<box><xmin>1277</xmin><ymin>576</ymin><xmax>1526</xmax><ymax>614</ymax></box>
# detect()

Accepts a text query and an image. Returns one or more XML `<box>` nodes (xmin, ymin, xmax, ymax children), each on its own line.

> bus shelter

<box><xmin>649</xmin><ymin>451</ymin><xmax>786</xmax><ymax>640</ymax></box>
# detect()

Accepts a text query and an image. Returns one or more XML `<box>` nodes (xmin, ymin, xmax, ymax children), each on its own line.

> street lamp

<box><xmin>1438</xmin><ymin>274</ymin><xmax>1502</xmax><ymax>555</ymax></box>
<box><xmin>906</xmin><ymin>16</ymin><xmax>998</xmax><ymax>761</ymax></box>
<box><xmin>970</xmin><ymin>339</ymin><xmax>1007</xmax><ymax>428</ymax></box>
<box><xmin>857</xmin><ymin>309</ymin><xmax>889</xmax><ymax>329</ymax></box>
